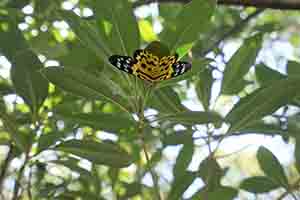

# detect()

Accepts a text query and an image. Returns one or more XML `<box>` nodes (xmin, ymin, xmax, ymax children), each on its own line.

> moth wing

<box><xmin>109</xmin><ymin>55</ymin><xmax>134</xmax><ymax>74</ymax></box>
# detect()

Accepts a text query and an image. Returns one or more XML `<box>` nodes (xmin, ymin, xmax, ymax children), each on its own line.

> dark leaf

<box><xmin>240</xmin><ymin>176</ymin><xmax>281</xmax><ymax>193</ymax></box>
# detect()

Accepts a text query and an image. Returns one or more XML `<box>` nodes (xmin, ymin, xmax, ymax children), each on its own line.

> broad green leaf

<box><xmin>138</xmin><ymin>19</ymin><xmax>158</xmax><ymax>42</ymax></box>
<box><xmin>222</xmin><ymin>34</ymin><xmax>263</xmax><ymax>94</ymax></box>
<box><xmin>0</xmin><ymin>106</ymin><xmax>27</xmax><ymax>151</ymax></box>
<box><xmin>287</xmin><ymin>60</ymin><xmax>300</xmax><ymax>76</ymax></box>
<box><xmin>55</xmin><ymin>139</ymin><xmax>133</xmax><ymax>168</ymax></box>
<box><xmin>173</xmin><ymin>138</ymin><xmax>194</xmax><ymax>180</ymax></box>
<box><xmin>56</xmin><ymin>112</ymin><xmax>135</xmax><ymax>133</ymax></box>
<box><xmin>167</xmin><ymin>171</ymin><xmax>196</xmax><ymax>200</ymax></box>
<box><xmin>240</xmin><ymin>176</ymin><xmax>281</xmax><ymax>193</ymax></box>
<box><xmin>160</xmin><ymin>0</ymin><xmax>216</xmax><ymax>56</ymax></box>
<box><xmin>196</xmin><ymin>67</ymin><xmax>214</xmax><ymax>110</ymax></box>
<box><xmin>233</xmin><ymin>120</ymin><xmax>287</xmax><ymax>136</ymax></box>
<box><xmin>60</xmin><ymin>11</ymin><xmax>111</xmax><ymax>61</ymax></box>
<box><xmin>37</xmin><ymin>131</ymin><xmax>63</xmax><ymax>153</ymax></box>
<box><xmin>42</xmin><ymin>66</ymin><xmax>132</xmax><ymax>114</ymax></box>
<box><xmin>0</xmin><ymin>20</ymin><xmax>48</xmax><ymax>115</ymax></box>
<box><xmin>163</xmin><ymin>131</ymin><xmax>193</xmax><ymax>146</ymax></box>
<box><xmin>93</xmin><ymin>0</ymin><xmax>139</xmax><ymax>56</ymax></box>
<box><xmin>159</xmin><ymin>111</ymin><xmax>223</xmax><ymax>125</ymax></box>
<box><xmin>150</xmin><ymin>87</ymin><xmax>188</xmax><ymax>114</ymax></box>
<box><xmin>226</xmin><ymin>77</ymin><xmax>300</xmax><ymax>132</ymax></box>
<box><xmin>255</xmin><ymin>63</ymin><xmax>286</xmax><ymax>85</ymax></box>
<box><xmin>256</xmin><ymin>146</ymin><xmax>289</xmax><ymax>187</ymax></box>
<box><xmin>193</xmin><ymin>186</ymin><xmax>238</xmax><ymax>200</ymax></box>
<box><xmin>121</xmin><ymin>182</ymin><xmax>142</xmax><ymax>199</ymax></box>
<box><xmin>295</xmin><ymin>138</ymin><xmax>300</xmax><ymax>174</ymax></box>
<box><xmin>198</xmin><ymin>157</ymin><xmax>224</xmax><ymax>189</ymax></box>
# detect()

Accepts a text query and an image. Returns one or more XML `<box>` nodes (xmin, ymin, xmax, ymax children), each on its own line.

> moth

<box><xmin>109</xmin><ymin>41</ymin><xmax>191</xmax><ymax>82</ymax></box>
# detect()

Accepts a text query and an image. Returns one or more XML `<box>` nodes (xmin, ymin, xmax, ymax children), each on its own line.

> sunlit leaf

<box><xmin>55</xmin><ymin>139</ymin><xmax>133</xmax><ymax>168</ymax></box>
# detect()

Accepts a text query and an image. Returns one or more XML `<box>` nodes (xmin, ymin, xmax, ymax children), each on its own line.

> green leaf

<box><xmin>222</xmin><ymin>34</ymin><xmax>263</xmax><ymax>94</ymax></box>
<box><xmin>56</xmin><ymin>112</ymin><xmax>135</xmax><ymax>133</ymax></box>
<box><xmin>42</xmin><ymin>66</ymin><xmax>131</xmax><ymax>114</ymax></box>
<box><xmin>287</xmin><ymin>60</ymin><xmax>300</xmax><ymax>76</ymax></box>
<box><xmin>163</xmin><ymin>131</ymin><xmax>193</xmax><ymax>146</ymax></box>
<box><xmin>256</xmin><ymin>146</ymin><xmax>289</xmax><ymax>187</ymax></box>
<box><xmin>196</xmin><ymin>67</ymin><xmax>214</xmax><ymax>110</ymax></box>
<box><xmin>160</xmin><ymin>111</ymin><xmax>223</xmax><ymax>125</ymax></box>
<box><xmin>121</xmin><ymin>182</ymin><xmax>142</xmax><ymax>199</ymax></box>
<box><xmin>0</xmin><ymin>20</ymin><xmax>48</xmax><ymax>115</ymax></box>
<box><xmin>60</xmin><ymin>11</ymin><xmax>111</xmax><ymax>61</ymax></box>
<box><xmin>193</xmin><ymin>186</ymin><xmax>238</xmax><ymax>200</ymax></box>
<box><xmin>55</xmin><ymin>139</ymin><xmax>133</xmax><ymax>168</ymax></box>
<box><xmin>167</xmin><ymin>171</ymin><xmax>196</xmax><ymax>200</ymax></box>
<box><xmin>150</xmin><ymin>87</ymin><xmax>188</xmax><ymax>114</ymax></box>
<box><xmin>93</xmin><ymin>0</ymin><xmax>139</xmax><ymax>56</ymax></box>
<box><xmin>160</xmin><ymin>0</ymin><xmax>216</xmax><ymax>56</ymax></box>
<box><xmin>240</xmin><ymin>176</ymin><xmax>281</xmax><ymax>193</ymax></box>
<box><xmin>198</xmin><ymin>157</ymin><xmax>224</xmax><ymax>189</ymax></box>
<box><xmin>295</xmin><ymin>138</ymin><xmax>300</xmax><ymax>174</ymax></box>
<box><xmin>50</xmin><ymin>158</ymin><xmax>91</xmax><ymax>178</ymax></box>
<box><xmin>138</xmin><ymin>19</ymin><xmax>158</xmax><ymax>42</ymax></box>
<box><xmin>37</xmin><ymin>131</ymin><xmax>64</xmax><ymax>153</ymax></box>
<box><xmin>255</xmin><ymin>63</ymin><xmax>286</xmax><ymax>85</ymax></box>
<box><xmin>226</xmin><ymin>77</ymin><xmax>300</xmax><ymax>132</ymax></box>
<box><xmin>173</xmin><ymin>138</ymin><xmax>194</xmax><ymax>180</ymax></box>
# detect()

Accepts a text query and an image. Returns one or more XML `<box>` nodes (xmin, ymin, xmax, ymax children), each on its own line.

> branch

<box><xmin>134</xmin><ymin>0</ymin><xmax>300</xmax><ymax>10</ymax></box>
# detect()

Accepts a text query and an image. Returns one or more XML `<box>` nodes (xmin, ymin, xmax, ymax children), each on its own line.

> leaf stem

<box><xmin>137</xmin><ymin>83</ymin><xmax>161</xmax><ymax>200</ymax></box>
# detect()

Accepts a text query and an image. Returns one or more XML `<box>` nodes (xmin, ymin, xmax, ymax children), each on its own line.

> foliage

<box><xmin>0</xmin><ymin>0</ymin><xmax>300</xmax><ymax>200</ymax></box>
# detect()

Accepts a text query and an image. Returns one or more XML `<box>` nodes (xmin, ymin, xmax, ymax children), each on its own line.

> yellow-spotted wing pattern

<box><xmin>109</xmin><ymin>50</ymin><xmax>191</xmax><ymax>82</ymax></box>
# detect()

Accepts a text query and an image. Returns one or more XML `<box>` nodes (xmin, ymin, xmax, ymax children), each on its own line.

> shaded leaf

<box><xmin>168</xmin><ymin>171</ymin><xmax>196</xmax><ymax>200</ymax></box>
<box><xmin>56</xmin><ymin>112</ymin><xmax>135</xmax><ymax>133</ymax></box>
<box><xmin>255</xmin><ymin>63</ymin><xmax>286</xmax><ymax>85</ymax></box>
<box><xmin>192</xmin><ymin>186</ymin><xmax>238</xmax><ymax>200</ymax></box>
<box><xmin>257</xmin><ymin>146</ymin><xmax>289</xmax><ymax>187</ymax></box>
<box><xmin>160</xmin><ymin>111</ymin><xmax>223</xmax><ymax>125</ymax></box>
<box><xmin>287</xmin><ymin>60</ymin><xmax>300</xmax><ymax>76</ymax></box>
<box><xmin>226</xmin><ymin>77</ymin><xmax>300</xmax><ymax>132</ymax></box>
<box><xmin>222</xmin><ymin>34</ymin><xmax>263</xmax><ymax>94</ymax></box>
<box><xmin>163</xmin><ymin>130</ymin><xmax>193</xmax><ymax>146</ymax></box>
<box><xmin>196</xmin><ymin>67</ymin><xmax>214</xmax><ymax>110</ymax></box>
<box><xmin>42</xmin><ymin>66</ymin><xmax>131</xmax><ymax>113</ymax></box>
<box><xmin>160</xmin><ymin>0</ymin><xmax>216</xmax><ymax>56</ymax></box>
<box><xmin>240</xmin><ymin>176</ymin><xmax>281</xmax><ymax>193</ymax></box>
<box><xmin>55</xmin><ymin>139</ymin><xmax>133</xmax><ymax>168</ymax></box>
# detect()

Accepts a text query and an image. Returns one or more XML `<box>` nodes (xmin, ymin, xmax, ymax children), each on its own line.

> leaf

<box><xmin>167</xmin><ymin>171</ymin><xmax>196</xmax><ymax>200</ymax></box>
<box><xmin>121</xmin><ymin>182</ymin><xmax>142</xmax><ymax>199</ymax></box>
<box><xmin>173</xmin><ymin>138</ymin><xmax>194</xmax><ymax>180</ymax></box>
<box><xmin>150</xmin><ymin>87</ymin><xmax>188</xmax><ymax>114</ymax></box>
<box><xmin>138</xmin><ymin>19</ymin><xmax>158</xmax><ymax>42</ymax></box>
<box><xmin>193</xmin><ymin>186</ymin><xmax>238</xmax><ymax>200</ymax></box>
<box><xmin>37</xmin><ymin>131</ymin><xmax>63</xmax><ymax>153</ymax></box>
<box><xmin>60</xmin><ymin>11</ymin><xmax>111</xmax><ymax>61</ymax></box>
<box><xmin>226</xmin><ymin>77</ymin><xmax>300</xmax><ymax>132</ymax></box>
<box><xmin>198</xmin><ymin>156</ymin><xmax>224</xmax><ymax>189</ymax></box>
<box><xmin>55</xmin><ymin>139</ymin><xmax>133</xmax><ymax>168</ymax></box>
<box><xmin>196</xmin><ymin>67</ymin><xmax>214</xmax><ymax>110</ymax></box>
<box><xmin>160</xmin><ymin>0</ymin><xmax>216</xmax><ymax>56</ymax></box>
<box><xmin>160</xmin><ymin>111</ymin><xmax>223</xmax><ymax>126</ymax></box>
<box><xmin>256</xmin><ymin>146</ymin><xmax>289</xmax><ymax>187</ymax></box>
<box><xmin>163</xmin><ymin>131</ymin><xmax>193</xmax><ymax>146</ymax></box>
<box><xmin>255</xmin><ymin>63</ymin><xmax>286</xmax><ymax>85</ymax></box>
<box><xmin>0</xmin><ymin>20</ymin><xmax>48</xmax><ymax>115</ymax></box>
<box><xmin>287</xmin><ymin>60</ymin><xmax>300</xmax><ymax>76</ymax></box>
<box><xmin>240</xmin><ymin>176</ymin><xmax>281</xmax><ymax>193</ymax></box>
<box><xmin>93</xmin><ymin>0</ymin><xmax>140</xmax><ymax>56</ymax></box>
<box><xmin>56</xmin><ymin>112</ymin><xmax>135</xmax><ymax>133</ymax></box>
<box><xmin>295</xmin><ymin>138</ymin><xmax>300</xmax><ymax>174</ymax></box>
<box><xmin>42</xmin><ymin>66</ymin><xmax>131</xmax><ymax>114</ymax></box>
<box><xmin>222</xmin><ymin>34</ymin><xmax>263</xmax><ymax>94</ymax></box>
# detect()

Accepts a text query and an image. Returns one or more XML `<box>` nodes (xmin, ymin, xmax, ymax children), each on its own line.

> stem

<box><xmin>137</xmin><ymin>84</ymin><xmax>161</xmax><ymax>200</ymax></box>
<box><xmin>12</xmin><ymin>152</ymin><xmax>30</xmax><ymax>200</ymax></box>
<box><xmin>0</xmin><ymin>144</ymin><xmax>14</xmax><ymax>195</ymax></box>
